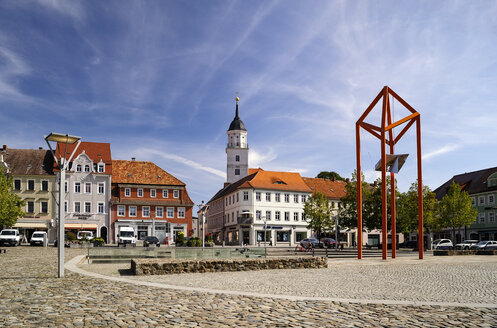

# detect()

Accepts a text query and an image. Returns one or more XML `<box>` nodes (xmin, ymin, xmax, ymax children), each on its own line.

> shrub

<box><xmin>66</xmin><ymin>232</ymin><xmax>77</xmax><ymax>241</ymax></box>
<box><xmin>176</xmin><ymin>231</ymin><xmax>185</xmax><ymax>246</ymax></box>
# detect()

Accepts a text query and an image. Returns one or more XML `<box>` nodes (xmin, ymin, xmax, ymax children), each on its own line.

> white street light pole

<box><xmin>45</xmin><ymin>133</ymin><xmax>81</xmax><ymax>278</ymax></box>
<box><xmin>197</xmin><ymin>201</ymin><xmax>209</xmax><ymax>249</ymax></box>
<box><xmin>263</xmin><ymin>216</ymin><xmax>267</xmax><ymax>247</ymax></box>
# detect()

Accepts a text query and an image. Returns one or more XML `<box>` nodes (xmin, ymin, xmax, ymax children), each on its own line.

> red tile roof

<box><xmin>303</xmin><ymin>177</ymin><xmax>348</xmax><ymax>199</ymax></box>
<box><xmin>2</xmin><ymin>148</ymin><xmax>53</xmax><ymax>175</ymax></box>
<box><xmin>111</xmin><ymin>160</ymin><xmax>185</xmax><ymax>186</ymax></box>
<box><xmin>241</xmin><ymin>170</ymin><xmax>312</xmax><ymax>192</ymax></box>
<box><xmin>55</xmin><ymin>141</ymin><xmax>112</xmax><ymax>174</ymax></box>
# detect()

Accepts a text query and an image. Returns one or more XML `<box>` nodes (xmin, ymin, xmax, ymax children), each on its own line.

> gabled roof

<box><xmin>55</xmin><ymin>141</ymin><xmax>112</xmax><ymax>173</ymax></box>
<box><xmin>2</xmin><ymin>148</ymin><xmax>54</xmax><ymax>175</ymax></box>
<box><xmin>112</xmin><ymin>160</ymin><xmax>185</xmax><ymax>186</ymax></box>
<box><xmin>248</xmin><ymin>168</ymin><xmax>264</xmax><ymax>175</ymax></box>
<box><xmin>434</xmin><ymin>166</ymin><xmax>497</xmax><ymax>200</ymax></box>
<box><xmin>302</xmin><ymin>177</ymin><xmax>347</xmax><ymax>200</ymax></box>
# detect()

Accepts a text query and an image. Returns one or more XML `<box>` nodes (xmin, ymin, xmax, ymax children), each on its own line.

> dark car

<box><xmin>143</xmin><ymin>236</ymin><xmax>160</xmax><ymax>247</ymax></box>
<box><xmin>300</xmin><ymin>238</ymin><xmax>322</xmax><ymax>249</ymax></box>
<box><xmin>320</xmin><ymin>238</ymin><xmax>337</xmax><ymax>248</ymax></box>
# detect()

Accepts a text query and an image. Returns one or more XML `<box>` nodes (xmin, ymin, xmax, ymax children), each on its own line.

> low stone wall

<box><xmin>131</xmin><ymin>257</ymin><xmax>328</xmax><ymax>275</ymax></box>
<box><xmin>433</xmin><ymin>249</ymin><xmax>497</xmax><ymax>256</ymax></box>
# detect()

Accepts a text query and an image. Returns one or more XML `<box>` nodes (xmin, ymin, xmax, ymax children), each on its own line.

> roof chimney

<box><xmin>131</xmin><ymin>157</ymin><xmax>135</xmax><ymax>161</ymax></box>
<box><xmin>39</xmin><ymin>147</ymin><xmax>43</xmax><ymax>150</ymax></box>
<box><xmin>2</xmin><ymin>145</ymin><xmax>7</xmax><ymax>151</ymax></box>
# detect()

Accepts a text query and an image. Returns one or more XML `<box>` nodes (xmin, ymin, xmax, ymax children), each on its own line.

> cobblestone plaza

<box><xmin>1</xmin><ymin>247</ymin><xmax>496</xmax><ymax>327</ymax></box>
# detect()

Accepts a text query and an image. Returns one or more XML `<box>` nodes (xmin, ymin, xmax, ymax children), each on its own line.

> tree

<box><xmin>0</xmin><ymin>167</ymin><xmax>25</xmax><ymax>227</ymax></box>
<box><xmin>316</xmin><ymin>171</ymin><xmax>345</xmax><ymax>181</ymax></box>
<box><xmin>438</xmin><ymin>181</ymin><xmax>478</xmax><ymax>241</ymax></box>
<box><xmin>338</xmin><ymin>170</ymin><xmax>371</xmax><ymax>230</ymax></box>
<box><xmin>303</xmin><ymin>192</ymin><xmax>333</xmax><ymax>239</ymax></box>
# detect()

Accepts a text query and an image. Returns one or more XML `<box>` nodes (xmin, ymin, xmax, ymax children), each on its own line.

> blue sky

<box><xmin>1</xmin><ymin>0</ymin><xmax>497</xmax><ymax>207</ymax></box>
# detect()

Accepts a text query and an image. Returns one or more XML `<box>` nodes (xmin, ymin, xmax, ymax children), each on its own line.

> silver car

<box><xmin>471</xmin><ymin>241</ymin><xmax>497</xmax><ymax>250</ymax></box>
<box><xmin>454</xmin><ymin>240</ymin><xmax>479</xmax><ymax>250</ymax></box>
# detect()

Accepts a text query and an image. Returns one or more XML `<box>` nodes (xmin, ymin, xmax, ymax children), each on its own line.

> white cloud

<box><xmin>422</xmin><ymin>144</ymin><xmax>459</xmax><ymax>161</ymax></box>
<box><xmin>36</xmin><ymin>0</ymin><xmax>85</xmax><ymax>21</ymax></box>
<box><xmin>249</xmin><ymin>147</ymin><xmax>277</xmax><ymax>168</ymax></box>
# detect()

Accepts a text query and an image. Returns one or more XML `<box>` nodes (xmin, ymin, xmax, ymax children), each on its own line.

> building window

<box><xmin>74</xmin><ymin>202</ymin><xmax>81</xmax><ymax>213</ymax></box>
<box><xmin>76</xmin><ymin>164</ymin><xmax>82</xmax><ymax>172</ymax></box>
<box><xmin>14</xmin><ymin>179</ymin><xmax>21</xmax><ymax>190</ymax></box>
<box><xmin>243</xmin><ymin>191</ymin><xmax>249</xmax><ymax>201</ymax></box>
<box><xmin>235</xmin><ymin>169</ymin><xmax>240</xmax><ymax>175</ymax></box>
<box><xmin>117</xmin><ymin>205</ymin><xmax>125</xmax><ymax>217</ymax></box>
<box><xmin>284</xmin><ymin>194</ymin><xmax>290</xmax><ymax>203</ymax></box>
<box><xmin>256</xmin><ymin>210</ymin><xmax>261</xmax><ymax>220</ymax></box>
<box><xmin>266</xmin><ymin>211</ymin><xmax>271</xmax><ymax>221</ymax></box>
<box><xmin>236</xmin><ymin>192</ymin><xmax>239</xmax><ymax>202</ymax></box>
<box><xmin>294</xmin><ymin>194</ymin><xmax>299</xmax><ymax>203</ymax></box>
<box><xmin>85</xmin><ymin>202</ymin><xmax>91</xmax><ymax>213</ymax></box>
<box><xmin>65</xmin><ymin>181</ymin><xmax>68</xmax><ymax>193</ymax></box>
<box><xmin>156</xmin><ymin>207</ymin><xmax>163</xmax><ymax>218</ymax></box>
<box><xmin>225</xmin><ymin>198</ymin><xmax>228</xmax><ymax>206</ymax></box>
<box><xmin>138</xmin><ymin>189</ymin><xmax>143</xmax><ymax>197</ymax></box>
<box><xmin>472</xmin><ymin>197</ymin><xmax>475</xmax><ymax>206</ymax></box>
<box><xmin>41</xmin><ymin>180</ymin><xmax>49</xmax><ymax>191</ymax></box>
<box><xmin>479</xmin><ymin>213</ymin><xmax>485</xmax><ymax>223</ymax></box>
<box><xmin>26</xmin><ymin>201</ymin><xmax>34</xmax><ymax>213</ymax></box>
<box><xmin>129</xmin><ymin>206</ymin><xmax>137</xmax><ymax>217</ymax></box>
<box><xmin>173</xmin><ymin>190</ymin><xmax>179</xmax><ymax>198</ymax></box>
<box><xmin>28</xmin><ymin>180</ymin><xmax>35</xmax><ymax>190</ymax></box>
<box><xmin>84</xmin><ymin>165</ymin><xmax>90</xmax><ymax>172</ymax></box>
<box><xmin>277</xmin><ymin>231</ymin><xmax>289</xmax><ymax>242</ymax></box>
<box><xmin>285</xmin><ymin>212</ymin><xmax>290</xmax><ymax>221</ymax></box>
<box><xmin>167</xmin><ymin>207</ymin><xmax>174</xmax><ymax>218</ymax></box>
<box><xmin>162</xmin><ymin>189</ymin><xmax>168</xmax><ymax>198</ymax></box>
<box><xmin>302</xmin><ymin>195</ymin><xmax>307</xmax><ymax>203</ymax></box>
<box><xmin>178</xmin><ymin>207</ymin><xmax>185</xmax><ymax>218</ymax></box>
<box><xmin>294</xmin><ymin>212</ymin><xmax>299</xmax><ymax>221</ymax></box>
<box><xmin>228</xmin><ymin>196</ymin><xmax>231</xmax><ymax>205</ymax></box>
<box><xmin>98</xmin><ymin>163</ymin><xmax>105</xmax><ymax>173</ymax></box>
<box><xmin>142</xmin><ymin>206</ymin><xmax>150</xmax><ymax>217</ymax></box>
<box><xmin>40</xmin><ymin>201</ymin><xmax>48</xmax><ymax>213</ymax></box>
<box><xmin>479</xmin><ymin>196</ymin><xmax>485</xmax><ymax>206</ymax></box>
<box><xmin>64</xmin><ymin>201</ymin><xmax>68</xmax><ymax>213</ymax></box>
<box><xmin>98</xmin><ymin>183</ymin><xmax>105</xmax><ymax>194</ymax></box>
<box><xmin>488</xmin><ymin>212</ymin><xmax>495</xmax><ymax>223</ymax></box>
<box><xmin>256</xmin><ymin>192</ymin><xmax>261</xmax><ymax>201</ymax></box>
<box><xmin>275</xmin><ymin>211</ymin><xmax>281</xmax><ymax>221</ymax></box>
<box><xmin>74</xmin><ymin>182</ymin><xmax>81</xmax><ymax>193</ymax></box>
<box><xmin>98</xmin><ymin>202</ymin><xmax>104</xmax><ymax>214</ymax></box>
<box><xmin>489</xmin><ymin>195</ymin><xmax>495</xmax><ymax>205</ymax></box>
<box><xmin>266</xmin><ymin>193</ymin><xmax>271</xmax><ymax>202</ymax></box>
<box><xmin>150</xmin><ymin>189</ymin><xmax>156</xmax><ymax>198</ymax></box>
<box><xmin>275</xmin><ymin>193</ymin><xmax>281</xmax><ymax>202</ymax></box>
<box><xmin>235</xmin><ymin>155</ymin><xmax>240</xmax><ymax>162</ymax></box>
<box><xmin>85</xmin><ymin>182</ymin><xmax>91</xmax><ymax>194</ymax></box>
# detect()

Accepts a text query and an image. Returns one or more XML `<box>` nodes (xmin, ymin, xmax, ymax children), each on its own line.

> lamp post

<box><xmin>197</xmin><ymin>201</ymin><xmax>209</xmax><ymax>249</ymax></box>
<box><xmin>45</xmin><ymin>132</ymin><xmax>81</xmax><ymax>278</ymax></box>
<box><xmin>262</xmin><ymin>216</ymin><xmax>267</xmax><ymax>247</ymax></box>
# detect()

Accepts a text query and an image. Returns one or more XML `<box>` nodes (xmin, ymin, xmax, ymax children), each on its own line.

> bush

<box><xmin>176</xmin><ymin>231</ymin><xmax>185</xmax><ymax>246</ymax></box>
<box><xmin>66</xmin><ymin>232</ymin><xmax>77</xmax><ymax>241</ymax></box>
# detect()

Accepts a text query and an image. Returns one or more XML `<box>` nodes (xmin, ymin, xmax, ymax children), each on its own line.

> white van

<box><xmin>117</xmin><ymin>227</ymin><xmax>136</xmax><ymax>246</ymax></box>
<box><xmin>30</xmin><ymin>231</ymin><xmax>47</xmax><ymax>246</ymax></box>
<box><xmin>77</xmin><ymin>231</ymin><xmax>94</xmax><ymax>240</ymax></box>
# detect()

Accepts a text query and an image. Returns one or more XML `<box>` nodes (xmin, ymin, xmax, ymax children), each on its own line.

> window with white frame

<box><xmin>85</xmin><ymin>202</ymin><xmax>91</xmax><ymax>213</ymax></box>
<box><xmin>85</xmin><ymin>182</ymin><xmax>91</xmax><ymax>194</ymax></box>
<box><xmin>256</xmin><ymin>210</ymin><xmax>261</xmax><ymax>220</ymax></box>
<box><xmin>266</xmin><ymin>211</ymin><xmax>271</xmax><ymax>221</ymax></box>
<box><xmin>41</xmin><ymin>180</ymin><xmax>49</xmax><ymax>191</ymax></box>
<box><xmin>84</xmin><ymin>165</ymin><xmax>90</xmax><ymax>172</ymax></box>
<box><xmin>275</xmin><ymin>193</ymin><xmax>281</xmax><ymax>202</ymax></box>
<box><xmin>150</xmin><ymin>189</ymin><xmax>156</xmax><ymax>198</ymax></box>
<box><xmin>74</xmin><ymin>182</ymin><xmax>81</xmax><ymax>193</ymax></box>
<box><xmin>236</xmin><ymin>192</ymin><xmax>239</xmax><ymax>202</ymax></box>
<box><xmin>98</xmin><ymin>202</ymin><xmax>104</xmax><ymax>214</ymax></box>
<box><xmin>27</xmin><ymin>201</ymin><xmax>34</xmax><ymax>213</ymax></box>
<box><xmin>284</xmin><ymin>211</ymin><xmax>290</xmax><ymax>221</ymax></box>
<box><xmin>98</xmin><ymin>182</ymin><xmax>105</xmax><ymax>194</ymax></box>
<box><xmin>489</xmin><ymin>212</ymin><xmax>495</xmax><ymax>223</ymax></box>
<box><xmin>479</xmin><ymin>196</ymin><xmax>485</xmax><ymax>206</ymax></box>
<box><xmin>235</xmin><ymin>169</ymin><xmax>240</xmax><ymax>175</ymax></box>
<box><xmin>125</xmin><ymin>188</ymin><xmax>131</xmax><ymax>197</ymax></box>
<box><xmin>64</xmin><ymin>201</ymin><xmax>68</xmax><ymax>213</ymax></box>
<box><xmin>228</xmin><ymin>196</ymin><xmax>231</xmax><ymax>205</ymax></box>
<box><xmin>302</xmin><ymin>195</ymin><xmax>307</xmax><ymax>203</ymax></box>
<box><xmin>294</xmin><ymin>194</ymin><xmax>299</xmax><ymax>203</ymax></box>
<box><xmin>14</xmin><ymin>179</ymin><xmax>21</xmax><ymax>190</ymax></box>
<box><xmin>162</xmin><ymin>189</ymin><xmax>168</xmax><ymax>198</ymax></box>
<box><xmin>74</xmin><ymin>202</ymin><xmax>81</xmax><ymax>213</ymax></box>
<box><xmin>129</xmin><ymin>206</ymin><xmax>137</xmax><ymax>217</ymax></box>
<box><xmin>65</xmin><ymin>181</ymin><xmax>68</xmax><ymax>193</ymax></box>
<box><xmin>243</xmin><ymin>191</ymin><xmax>248</xmax><ymax>201</ymax></box>
<box><xmin>76</xmin><ymin>164</ymin><xmax>82</xmax><ymax>172</ymax></box>
<box><xmin>266</xmin><ymin>192</ymin><xmax>271</xmax><ymax>201</ymax></box>
<box><xmin>294</xmin><ymin>212</ymin><xmax>299</xmax><ymax>221</ymax></box>
<box><xmin>98</xmin><ymin>163</ymin><xmax>105</xmax><ymax>173</ymax></box>
<box><xmin>235</xmin><ymin>155</ymin><xmax>240</xmax><ymax>162</ymax></box>
<box><xmin>117</xmin><ymin>205</ymin><xmax>125</xmax><ymax>217</ymax></box>
<box><xmin>275</xmin><ymin>211</ymin><xmax>281</xmax><ymax>221</ymax></box>
<box><xmin>167</xmin><ymin>207</ymin><xmax>174</xmax><ymax>218</ymax></box>
<box><xmin>284</xmin><ymin>194</ymin><xmax>290</xmax><ymax>203</ymax></box>
<box><xmin>479</xmin><ymin>212</ymin><xmax>485</xmax><ymax>223</ymax></box>
<box><xmin>489</xmin><ymin>195</ymin><xmax>495</xmax><ymax>205</ymax></box>
<box><xmin>28</xmin><ymin>180</ymin><xmax>35</xmax><ymax>190</ymax></box>
<box><xmin>256</xmin><ymin>192</ymin><xmax>261</xmax><ymax>201</ymax></box>
<box><xmin>41</xmin><ymin>201</ymin><xmax>48</xmax><ymax>213</ymax></box>
<box><xmin>156</xmin><ymin>206</ymin><xmax>163</xmax><ymax>218</ymax></box>
<box><xmin>178</xmin><ymin>207</ymin><xmax>185</xmax><ymax>218</ymax></box>
<box><xmin>173</xmin><ymin>190</ymin><xmax>179</xmax><ymax>198</ymax></box>
<box><xmin>142</xmin><ymin>206</ymin><xmax>150</xmax><ymax>217</ymax></box>
<box><xmin>138</xmin><ymin>189</ymin><xmax>143</xmax><ymax>197</ymax></box>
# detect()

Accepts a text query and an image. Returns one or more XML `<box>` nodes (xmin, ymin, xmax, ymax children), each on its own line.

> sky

<box><xmin>1</xmin><ymin>0</ymin><xmax>497</xmax><ymax>208</ymax></box>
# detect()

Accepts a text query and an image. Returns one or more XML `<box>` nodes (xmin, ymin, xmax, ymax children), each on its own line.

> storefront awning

<box><xmin>14</xmin><ymin>222</ymin><xmax>48</xmax><ymax>229</ymax></box>
<box><xmin>65</xmin><ymin>224</ymin><xmax>98</xmax><ymax>230</ymax></box>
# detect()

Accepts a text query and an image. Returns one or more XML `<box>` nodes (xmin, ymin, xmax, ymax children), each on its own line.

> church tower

<box><xmin>226</xmin><ymin>97</ymin><xmax>248</xmax><ymax>183</ymax></box>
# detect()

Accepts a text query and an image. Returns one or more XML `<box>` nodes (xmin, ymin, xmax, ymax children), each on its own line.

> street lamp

<box><xmin>197</xmin><ymin>201</ymin><xmax>209</xmax><ymax>249</ymax></box>
<box><xmin>45</xmin><ymin>133</ymin><xmax>81</xmax><ymax>278</ymax></box>
<box><xmin>262</xmin><ymin>216</ymin><xmax>267</xmax><ymax>247</ymax></box>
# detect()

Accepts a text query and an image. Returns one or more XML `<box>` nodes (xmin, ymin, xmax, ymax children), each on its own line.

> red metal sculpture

<box><xmin>356</xmin><ymin>86</ymin><xmax>424</xmax><ymax>260</ymax></box>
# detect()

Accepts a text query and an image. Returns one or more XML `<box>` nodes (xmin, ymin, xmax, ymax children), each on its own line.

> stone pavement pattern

<box><xmin>0</xmin><ymin>247</ymin><xmax>496</xmax><ymax>327</ymax></box>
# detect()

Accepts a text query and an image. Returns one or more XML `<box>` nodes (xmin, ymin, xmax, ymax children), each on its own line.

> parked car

<box><xmin>0</xmin><ymin>229</ymin><xmax>22</xmax><ymax>246</ymax></box>
<box><xmin>76</xmin><ymin>231</ymin><xmax>94</xmax><ymax>240</ymax></box>
<box><xmin>300</xmin><ymin>238</ymin><xmax>322</xmax><ymax>249</ymax></box>
<box><xmin>454</xmin><ymin>240</ymin><xmax>479</xmax><ymax>250</ymax></box>
<box><xmin>471</xmin><ymin>241</ymin><xmax>497</xmax><ymax>250</ymax></box>
<box><xmin>485</xmin><ymin>241</ymin><xmax>497</xmax><ymax>250</ymax></box>
<box><xmin>30</xmin><ymin>231</ymin><xmax>47</xmax><ymax>246</ymax></box>
<box><xmin>432</xmin><ymin>239</ymin><xmax>453</xmax><ymax>250</ymax></box>
<box><xmin>320</xmin><ymin>238</ymin><xmax>337</xmax><ymax>248</ymax></box>
<box><xmin>143</xmin><ymin>236</ymin><xmax>160</xmax><ymax>247</ymax></box>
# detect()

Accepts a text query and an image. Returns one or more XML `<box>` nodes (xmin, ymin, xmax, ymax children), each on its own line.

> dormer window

<box><xmin>84</xmin><ymin>165</ymin><xmax>90</xmax><ymax>172</ymax></box>
<box><xmin>98</xmin><ymin>163</ymin><xmax>105</xmax><ymax>173</ymax></box>
<box><xmin>76</xmin><ymin>164</ymin><xmax>82</xmax><ymax>172</ymax></box>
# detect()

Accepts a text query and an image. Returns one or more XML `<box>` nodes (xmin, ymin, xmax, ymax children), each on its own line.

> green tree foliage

<box><xmin>0</xmin><ymin>167</ymin><xmax>25</xmax><ymax>227</ymax></box>
<box><xmin>303</xmin><ymin>192</ymin><xmax>333</xmax><ymax>239</ymax></box>
<box><xmin>316</xmin><ymin>171</ymin><xmax>345</xmax><ymax>181</ymax></box>
<box><xmin>397</xmin><ymin>181</ymin><xmax>439</xmax><ymax>234</ymax></box>
<box><xmin>438</xmin><ymin>181</ymin><xmax>478</xmax><ymax>240</ymax></box>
